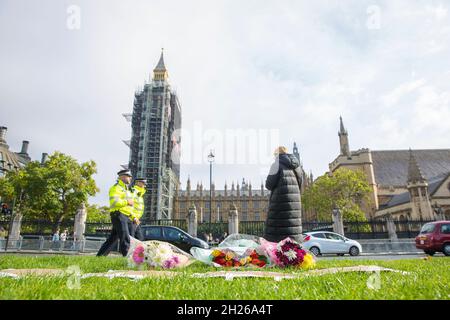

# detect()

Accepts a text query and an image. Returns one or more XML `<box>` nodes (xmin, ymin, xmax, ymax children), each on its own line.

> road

<box><xmin>318</xmin><ymin>253</ymin><xmax>448</xmax><ymax>260</ymax></box>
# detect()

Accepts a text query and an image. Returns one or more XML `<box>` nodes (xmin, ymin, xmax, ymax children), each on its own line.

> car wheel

<box><xmin>443</xmin><ymin>244</ymin><xmax>450</xmax><ymax>256</ymax></box>
<box><xmin>424</xmin><ymin>250</ymin><xmax>435</xmax><ymax>256</ymax></box>
<box><xmin>349</xmin><ymin>246</ymin><xmax>360</xmax><ymax>256</ymax></box>
<box><xmin>309</xmin><ymin>247</ymin><xmax>320</xmax><ymax>256</ymax></box>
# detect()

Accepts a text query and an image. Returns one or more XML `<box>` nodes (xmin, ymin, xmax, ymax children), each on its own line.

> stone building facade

<box><xmin>0</xmin><ymin>126</ymin><xmax>48</xmax><ymax>208</ymax></box>
<box><xmin>0</xmin><ymin>126</ymin><xmax>31</xmax><ymax>176</ymax></box>
<box><xmin>0</xmin><ymin>126</ymin><xmax>46</xmax><ymax>176</ymax></box>
<box><xmin>173</xmin><ymin>178</ymin><xmax>270</xmax><ymax>222</ymax></box>
<box><xmin>328</xmin><ymin>117</ymin><xmax>450</xmax><ymax>221</ymax></box>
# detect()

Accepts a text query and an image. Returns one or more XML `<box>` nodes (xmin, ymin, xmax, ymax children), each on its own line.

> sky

<box><xmin>1</xmin><ymin>0</ymin><xmax>450</xmax><ymax>205</ymax></box>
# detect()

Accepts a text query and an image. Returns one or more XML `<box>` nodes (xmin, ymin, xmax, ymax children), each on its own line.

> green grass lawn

<box><xmin>0</xmin><ymin>254</ymin><xmax>449</xmax><ymax>300</ymax></box>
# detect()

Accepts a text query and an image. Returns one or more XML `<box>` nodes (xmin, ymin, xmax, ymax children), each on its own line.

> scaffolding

<box><xmin>124</xmin><ymin>84</ymin><xmax>180</xmax><ymax>220</ymax></box>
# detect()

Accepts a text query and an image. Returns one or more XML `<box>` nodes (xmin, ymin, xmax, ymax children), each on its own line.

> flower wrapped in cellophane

<box><xmin>191</xmin><ymin>234</ymin><xmax>272</xmax><ymax>268</ymax></box>
<box><xmin>260</xmin><ymin>237</ymin><xmax>316</xmax><ymax>269</ymax></box>
<box><xmin>127</xmin><ymin>237</ymin><xmax>195</xmax><ymax>269</ymax></box>
<box><xmin>209</xmin><ymin>247</ymin><xmax>269</xmax><ymax>268</ymax></box>
<box><xmin>191</xmin><ymin>234</ymin><xmax>316</xmax><ymax>269</ymax></box>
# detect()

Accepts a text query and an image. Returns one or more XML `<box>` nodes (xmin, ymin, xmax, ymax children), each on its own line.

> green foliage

<box><xmin>302</xmin><ymin>168</ymin><xmax>372</xmax><ymax>224</ymax></box>
<box><xmin>0</xmin><ymin>152</ymin><xmax>98</xmax><ymax>229</ymax></box>
<box><xmin>86</xmin><ymin>204</ymin><xmax>111</xmax><ymax>223</ymax></box>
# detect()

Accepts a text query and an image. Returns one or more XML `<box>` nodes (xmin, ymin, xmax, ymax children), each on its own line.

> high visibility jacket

<box><xmin>131</xmin><ymin>185</ymin><xmax>146</xmax><ymax>220</ymax></box>
<box><xmin>109</xmin><ymin>179</ymin><xmax>134</xmax><ymax>217</ymax></box>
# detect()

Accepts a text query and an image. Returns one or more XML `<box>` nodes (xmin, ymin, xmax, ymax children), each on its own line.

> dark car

<box><xmin>140</xmin><ymin>225</ymin><xmax>209</xmax><ymax>253</ymax></box>
<box><xmin>415</xmin><ymin>221</ymin><xmax>450</xmax><ymax>256</ymax></box>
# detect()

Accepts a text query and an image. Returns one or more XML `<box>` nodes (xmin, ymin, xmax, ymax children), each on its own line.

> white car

<box><xmin>302</xmin><ymin>231</ymin><xmax>362</xmax><ymax>256</ymax></box>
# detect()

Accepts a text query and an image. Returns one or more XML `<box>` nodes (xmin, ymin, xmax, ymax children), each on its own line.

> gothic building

<box><xmin>328</xmin><ymin>117</ymin><xmax>450</xmax><ymax>221</ymax></box>
<box><xmin>125</xmin><ymin>50</ymin><xmax>182</xmax><ymax>219</ymax></box>
<box><xmin>173</xmin><ymin>178</ymin><xmax>270</xmax><ymax>222</ymax></box>
<box><xmin>0</xmin><ymin>126</ymin><xmax>47</xmax><ymax>208</ymax></box>
<box><xmin>0</xmin><ymin>126</ymin><xmax>32</xmax><ymax>176</ymax></box>
<box><xmin>0</xmin><ymin>126</ymin><xmax>47</xmax><ymax>176</ymax></box>
<box><xmin>173</xmin><ymin>142</ymin><xmax>314</xmax><ymax>222</ymax></box>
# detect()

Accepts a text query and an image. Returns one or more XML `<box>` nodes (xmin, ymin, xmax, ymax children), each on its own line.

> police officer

<box><xmin>130</xmin><ymin>178</ymin><xmax>146</xmax><ymax>241</ymax></box>
<box><xmin>97</xmin><ymin>169</ymin><xmax>134</xmax><ymax>257</ymax></box>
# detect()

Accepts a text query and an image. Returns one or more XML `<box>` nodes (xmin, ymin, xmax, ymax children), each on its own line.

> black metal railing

<box><xmin>302</xmin><ymin>221</ymin><xmax>334</xmax><ymax>232</ymax></box>
<box><xmin>239</xmin><ymin>221</ymin><xmax>265</xmax><ymax>237</ymax></box>
<box><xmin>141</xmin><ymin>219</ymin><xmax>187</xmax><ymax>231</ymax></box>
<box><xmin>85</xmin><ymin>219</ymin><xmax>188</xmax><ymax>236</ymax></box>
<box><xmin>197</xmin><ymin>222</ymin><xmax>228</xmax><ymax>243</ymax></box>
<box><xmin>85</xmin><ymin>222</ymin><xmax>114</xmax><ymax>237</ymax></box>
<box><xmin>0</xmin><ymin>216</ymin><xmax>439</xmax><ymax>240</ymax></box>
<box><xmin>20</xmin><ymin>219</ymin><xmax>74</xmax><ymax>236</ymax></box>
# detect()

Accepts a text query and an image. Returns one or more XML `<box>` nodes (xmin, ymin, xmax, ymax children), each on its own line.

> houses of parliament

<box><xmin>172</xmin><ymin>142</ymin><xmax>314</xmax><ymax>222</ymax></box>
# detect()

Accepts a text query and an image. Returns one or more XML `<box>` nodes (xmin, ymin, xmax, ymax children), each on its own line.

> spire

<box><xmin>339</xmin><ymin>116</ymin><xmax>347</xmax><ymax>134</ymax></box>
<box><xmin>338</xmin><ymin>116</ymin><xmax>350</xmax><ymax>157</ymax></box>
<box><xmin>0</xmin><ymin>126</ymin><xmax>8</xmax><ymax>148</ymax></box>
<box><xmin>152</xmin><ymin>48</ymin><xmax>168</xmax><ymax>81</ymax></box>
<box><xmin>186</xmin><ymin>175</ymin><xmax>191</xmax><ymax>191</ymax></box>
<box><xmin>293</xmin><ymin>142</ymin><xmax>300</xmax><ymax>163</ymax></box>
<box><xmin>408</xmin><ymin>149</ymin><xmax>426</xmax><ymax>184</ymax></box>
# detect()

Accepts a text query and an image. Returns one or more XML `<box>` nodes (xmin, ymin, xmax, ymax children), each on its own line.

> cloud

<box><xmin>0</xmin><ymin>0</ymin><xmax>449</xmax><ymax>206</ymax></box>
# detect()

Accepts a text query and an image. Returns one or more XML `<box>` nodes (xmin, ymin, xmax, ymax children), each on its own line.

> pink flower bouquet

<box><xmin>260</xmin><ymin>237</ymin><xmax>316</xmax><ymax>269</ymax></box>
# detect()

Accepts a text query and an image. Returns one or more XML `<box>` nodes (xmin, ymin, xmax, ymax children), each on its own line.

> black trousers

<box><xmin>97</xmin><ymin>211</ymin><xmax>131</xmax><ymax>257</ymax></box>
<box><xmin>130</xmin><ymin>223</ymin><xmax>144</xmax><ymax>241</ymax></box>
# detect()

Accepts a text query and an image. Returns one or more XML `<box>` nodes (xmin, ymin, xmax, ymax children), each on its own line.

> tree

<box><xmin>86</xmin><ymin>204</ymin><xmax>110</xmax><ymax>223</ymax></box>
<box><xmin>0</xmin><ymin>167</ymin><xmax>29</xmax><ymax>215</ymax></box>
<box><xmin>0</xmin><ymin>152</ymin><xmax>99</xmax><ymax>230</ymax></box>
<box><xmin>302</xmin><ymin>168</ymin><xmax>372</xmax><ymax>222</ymax></box>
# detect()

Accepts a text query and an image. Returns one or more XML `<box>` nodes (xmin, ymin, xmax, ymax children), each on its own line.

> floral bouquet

<box><xmin>191</xmin><ymin>234</ymin><xmax>271</xmax><ymax>268</ymax></box>
<box><xmin>260</xmin><ymin>237</ymin><xmax>316</xmax><ymax>269</ymax></box>
<box><xmin>210</xmin><ymin>248</ymin><xmax>268</xmax><ymax>268</ymax></box>
<box><xmin>128</xmin><ymin>237</ymin><xmax>194</xmax><ymax>269</ymax></box>
<box><xmin>191</xmin><ymin>234</ymin><xmax>315</xmax><ymax>269</ymax></box>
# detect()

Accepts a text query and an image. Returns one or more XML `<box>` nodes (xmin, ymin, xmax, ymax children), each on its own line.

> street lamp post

<box><xmin>207</xmin><ymin>150</ymin><xmax>215</xmax><ymax>237</ymax></box>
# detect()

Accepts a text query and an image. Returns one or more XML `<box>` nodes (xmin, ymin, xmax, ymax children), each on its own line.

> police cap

<box><xmin>117</xmin><ymin>169</ymin><xmax>132</xmax><ymax>177</ymax></box>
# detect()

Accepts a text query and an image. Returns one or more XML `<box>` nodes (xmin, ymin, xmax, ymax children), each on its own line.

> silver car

<box><xmin>302</xmin><ymin>231</ymin><xmax>362</xmax><ymax>256</ymax></box>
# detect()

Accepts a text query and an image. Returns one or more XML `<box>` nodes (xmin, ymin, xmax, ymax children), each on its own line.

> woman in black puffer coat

<box><xmin>263</xmin><ymin>147</ymin><xmax>303</xmax><ymax>243</ymax></box>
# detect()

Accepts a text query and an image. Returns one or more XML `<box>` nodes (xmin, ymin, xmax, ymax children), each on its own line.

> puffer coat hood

<box><xmin>278</xmin><ymin>153</ymin><xmax>300</xmax><ymax>170</ymax></box>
